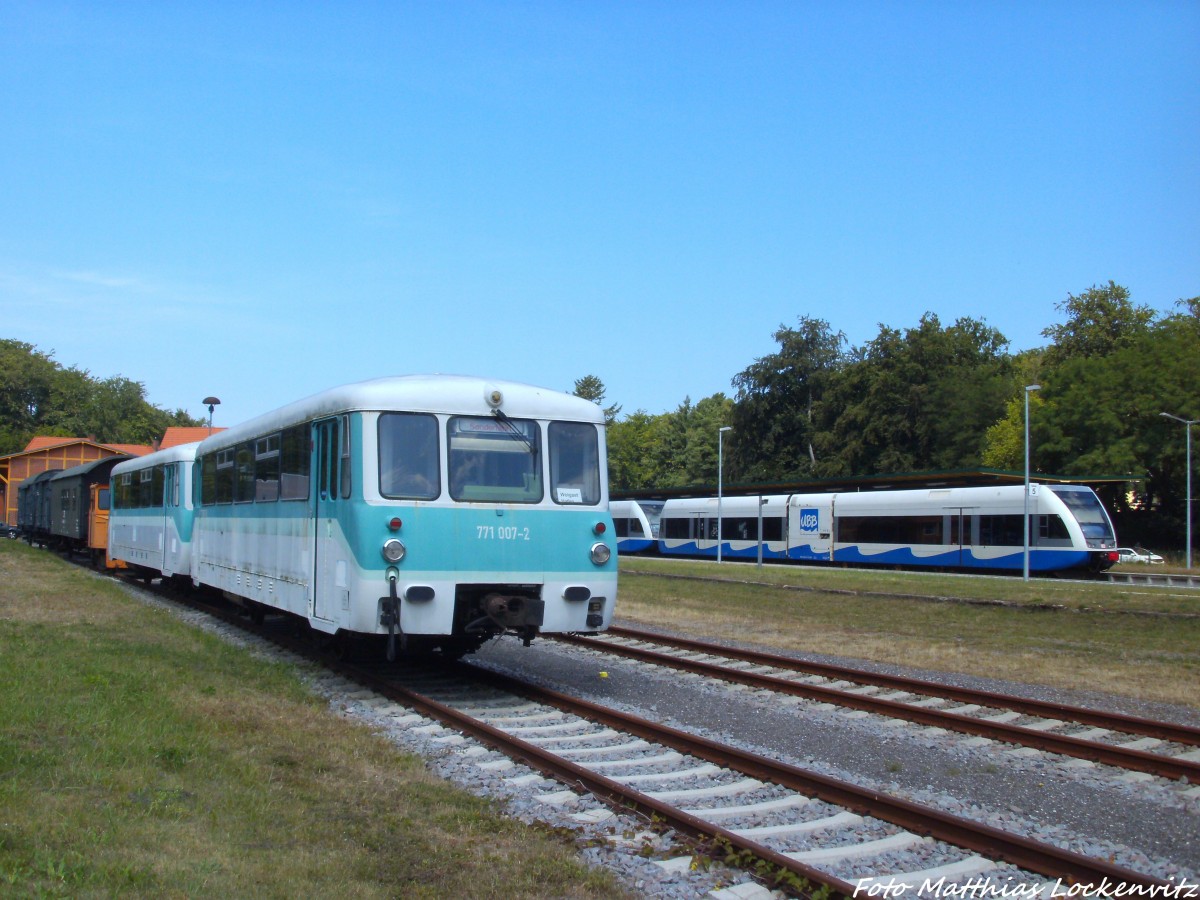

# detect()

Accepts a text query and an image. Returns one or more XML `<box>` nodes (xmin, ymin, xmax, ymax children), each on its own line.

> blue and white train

<box><xmin>610</xmin><ymin>499</ymin><xmax>663</xmax><ymax>553</ymax></box>
<box><xmin>109</xmin><ymin>376</ymin><xmax>618</xmax><ymax>657</ymax></box>
<box><xmin>620</xmin><ymin>484</ymin><xmax>1119</xmax><ymax>574</ymax></box>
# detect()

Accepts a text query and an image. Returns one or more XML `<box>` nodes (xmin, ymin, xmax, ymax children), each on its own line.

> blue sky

<box><xmin>2</xmin><ymin>1</ymin><xmax>1197</xmax><ymax>429</ymax></box>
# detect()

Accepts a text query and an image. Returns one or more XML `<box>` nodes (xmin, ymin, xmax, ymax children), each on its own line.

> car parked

<box><xmin>1116</xmin><ymin>547</ymin><xmax>1165</xmax><ymax>564</ymax></box>
<box><xmin>0</xmin><ymin>522</ymin><xmax>19</xmax><ymax>539</ymax></box>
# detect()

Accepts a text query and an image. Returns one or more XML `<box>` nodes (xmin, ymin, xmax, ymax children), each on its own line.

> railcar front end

<box><xmin>191</xmin><ymin>376</ymin><xmax>617</xmax><ymax>657</ymax></box>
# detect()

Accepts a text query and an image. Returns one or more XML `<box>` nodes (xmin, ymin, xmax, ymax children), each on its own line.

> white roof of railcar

<box><xmin>197</xmin><ymin>375</ymin><xmax>606</xmax><ymax>455</ymax></box>
<box><xmin>111</xmin><ymin>442</ymin><xmax>200</xmax><ymax>477</ymax></box>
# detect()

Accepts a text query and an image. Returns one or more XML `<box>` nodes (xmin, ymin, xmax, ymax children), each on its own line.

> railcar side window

<box><xmin>976</xmin><ymin>514</ymin><xmax>1024</xmax><ymax>547</ymax></box>
<box><xmin>216</xmin><ymin>449</ymin><xmax>235</xmax><ymax>504</ymax></box>
<box><xmin>379</xmin><ymin>413</ymin><xmax>439</xmax><ymax>500</ymax></box>
<box><xmin>279</xmin><ymin>424</ymin><xmax>310</xmax><ymax>501</ymax></box>
<box><xmin>448</xmin><ymin>416</ymin><xmax>542</xmax><ymax>503</ymax></box>
<box><xmin>255</xmin><ymin>435</ymin><xmax>281</xmax><ymax>502</ymax></box>
<box><xmin>549</xmin><ymin>422</ymin><xmax>600</xmax><ymax>506</ymax></box>
<box><xmin>340</xmin><ymin>415</ymin><xmax>352</xmax><ymax>499</ymax></box>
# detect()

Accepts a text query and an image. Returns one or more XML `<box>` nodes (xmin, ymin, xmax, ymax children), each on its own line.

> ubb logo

<box><xmin>799</xmin><ymin>509</ymin><xmax>819</xmax><ymax>532</ymax></box>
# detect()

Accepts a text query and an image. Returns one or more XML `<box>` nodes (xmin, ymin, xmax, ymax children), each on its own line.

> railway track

<box><xmin>125</xmin><ymin>581</ymin><xmax>1190</xmax><ymax>898</ymax></box>
<box><xmin>557</xmin><ymin>626</ymin><xmax>1200</xmax><ymax>783</ymax></box>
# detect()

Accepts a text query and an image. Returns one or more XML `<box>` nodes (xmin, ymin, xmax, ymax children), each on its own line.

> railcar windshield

<box><xmin>548</xmin><ymin>422</ymin><xmax>601</xmax><ymax>505</ymax></box>
<box><xmin>379</xmin><ymin>413</ymin><xmax>440</xmax><ymax>500</ymax></box>
<box><xmin>448</xmin><ymin>416</ymin><xmax>543</xmax><ymax>503</ymax></box>
<box><xmin>1049</xmin><ymin>486</ymin><xmax>1116</xmax><ymax>547</ymax></box>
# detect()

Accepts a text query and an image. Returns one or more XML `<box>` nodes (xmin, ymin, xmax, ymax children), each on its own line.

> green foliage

<box><xmin>572</xmin><ymin>374</ymin><xmax>621</xmax><ymax>424</ymax></box>
<box><xmin>607</xmin><ymin>395</ymin><xmax>733</xmax><ymax>491</ymax></box>
<box><xmin>730</xmin><ymin>316</ymin><xmax>847</xmax><ymax>481</ymax></box>
<box><xmin>0</xmin><ymin>340</ymin><xmax>204</xmax><ymax>454</ymax></box>
<box><xmin>824</xmin><ymin>314</ymin><xmax>1012</xmax><ymax>476</ymax></box>
<box><xmin>1041</xmin><ymin>280</ymin><xmax>1157</xmax><ymax>363</ymax></box>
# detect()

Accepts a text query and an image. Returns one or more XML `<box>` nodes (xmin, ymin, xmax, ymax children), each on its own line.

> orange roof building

<box><xmin>158</xmin><ymin>426</ymin><xmax>225</xmax><ymax>449</ymax></box>
<box><xmin>0</xmin><ymin>437</ymin><xmax>153</xmax><ymax>526</ymax></box>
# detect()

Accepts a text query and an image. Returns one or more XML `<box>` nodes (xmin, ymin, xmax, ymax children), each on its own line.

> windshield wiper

<box><xmin>492</xmin><ymin>409</ymin><xmax>538</xmax><ymax>457</ymax></box>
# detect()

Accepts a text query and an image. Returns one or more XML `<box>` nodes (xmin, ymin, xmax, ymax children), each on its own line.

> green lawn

<box><xmin>0</xmin><ymin>542</ymin><xmax>629</xmax><ymax>899</ymax></box>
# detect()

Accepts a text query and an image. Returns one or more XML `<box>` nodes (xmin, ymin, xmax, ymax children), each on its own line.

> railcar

<box><xmin>109</xmin><ymin>443</ymin><xmax>199</xmax><ymax>581</ymax></box>
<box><xmin>654</xmin><ymin>484</ymin><xmax>1118</xmax><ymax>575</ymax></box>
<box><xmin>46</xmin><ymin>456</ymin><xmax>130</xmax><ymax>566</ymax></box>
<box><xmin>610</xmin><ymin>499</ymin><xmax>662</xmax><ymax>553</ymax></box>
<box><xmin>16</xmin><ymin>469</ymin><xmax>60</xmax><ymax>544</ymax></box>
<box><xmin>189</xmin><ymin>376</ymin><xmax>616</xmax><ymax>658</ymax></box>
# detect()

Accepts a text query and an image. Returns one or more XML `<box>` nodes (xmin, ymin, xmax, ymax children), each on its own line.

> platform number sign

<box><xmin>799</xmin><ymin>508</ymin><xmax>819</xmax><ymax>533</ymax></box>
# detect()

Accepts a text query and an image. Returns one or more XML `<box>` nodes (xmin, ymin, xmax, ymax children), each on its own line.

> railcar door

<box><xmin>312</xmin><ymin>417</ymin><xmax>342</xmax><ymax>622</ymax></box>
<box><xmin>946</xmin><ymin>507</ymin><xmax>970</xmax><ymax>567</ymax></box>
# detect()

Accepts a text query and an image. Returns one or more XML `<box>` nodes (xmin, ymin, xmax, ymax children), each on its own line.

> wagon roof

<box><xmin>110</xmin><ymin>441</ymin><xmax>201</xmax><ymax>477</ymax></box>
<box><xmin>196</xmin><ymin>375</ymin><xmax>606</xmax><ymax>452</ymax></box>
<box><xmin>49</xmin><ymin>456</ymin><xmax>132</xmax><ymax>481</ymax></box>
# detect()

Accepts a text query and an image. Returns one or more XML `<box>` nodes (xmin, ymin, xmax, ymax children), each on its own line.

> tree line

<box><xmin>578</xmin><ymin>282</ymin><xmax>1199</xmax><ymax>551</ymax></box>
<box><xmin>0</xmin><ymin>340</ymin><xmax>204</xmax><ymax>453</ymax></box>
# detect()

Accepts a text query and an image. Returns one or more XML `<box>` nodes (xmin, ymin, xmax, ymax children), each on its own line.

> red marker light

<box><xmin>593</xmin><ymin>522</ymin><xmax>606</xmax><ymax>535</ymax></box>
<box><xmin>389</xmin><ymin>517</ymin><xmax>403</xmax><ymax>532</ymax></box>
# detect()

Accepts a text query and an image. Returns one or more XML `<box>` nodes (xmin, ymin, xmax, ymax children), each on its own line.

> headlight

<box><xmin>590</xmin><ymin>542</ymin><xmax>611</xmax><ymax>565</ymax></box>
<box><xmin>382</xmin><ymin>539</ymin><xmax>407</xmax><ymax>563</ymax></box>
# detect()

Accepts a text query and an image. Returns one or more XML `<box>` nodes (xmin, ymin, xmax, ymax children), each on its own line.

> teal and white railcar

<box><xmin>109</xmin><ymin>442</ymin><xmax>199</xmax><ymax>579</ymax></box>
<box><xmin>191</xmin><ymin>376</ymin><xmax>617</xmax><ymax>657</ymax></box>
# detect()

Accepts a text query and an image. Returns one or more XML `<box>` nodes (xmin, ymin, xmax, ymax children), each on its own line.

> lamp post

<box><xmin>717</xmin><ymin>426</ymin><xmax>732</xmax><ymax>563</ymax></box>
<box><xmin>203</xmin><ymin>396</ymin><xmax>221</xmax><ymax>435</ymax></box>
<box><xmin>1023</xmin><ymin>384</ymin><xmax>1041</xmax><ymax>581</ymax></box>
<box><xmin>1161</xmin><ymin>412</ymin><xmax>1197</xmax><ymax>570</ymax></box>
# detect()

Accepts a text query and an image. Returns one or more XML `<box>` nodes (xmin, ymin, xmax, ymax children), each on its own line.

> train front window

<box><xmin>549</xmin><ymin>422</ymin><xmax>600</xmax><ymax>506</ymax></box>
<box><xmin>379</xmin><ymin>413</ymin><xmax>439</xmax><ymax>500</ymax></box>
<box><xmin>448</xmin><ymin>416</ymin><xmax>542</xmax><ymax>503</ymax></box>
<box><xmin>1049</xmin><ymin>486</ymin><xmax>1116</xmax><ymax>546</ymax></box>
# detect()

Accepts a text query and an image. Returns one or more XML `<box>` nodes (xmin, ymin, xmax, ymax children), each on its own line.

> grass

<box><xmin>0</xmin><ymin>541</ymin><xmax>630</xmax><ymax>899</ymax></box>
<box><xmin>617</xmin><ymin>557</ymin><xmax>1200</xmax><ymax>709</ymax></box>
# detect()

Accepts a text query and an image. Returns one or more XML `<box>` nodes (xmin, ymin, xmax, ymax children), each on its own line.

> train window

<box><xmin>115</xmin><ymin>473</ymin><xmax>130</xmax><ymax>509</ymax></box>
<box><xmin>1036</xmin><ymin>514</ymin><xmax>1073</xmax><ymax>546</ymax></box>
<box><xmin>98</xmin><ymin>488</ymin><xmax>110</xmax><ymax>511</ymax></box>
<box><xmin>549</xmin><ymin>423</ymin><xmax>600</xmax><ymax>506</ymax></box>
<box><xmin>138</xmin><ymin>468</ymin><xmax>153</xmax><ymax>507</ymax></box>
<box><xmin>216</xmin><ymin>449</ymin><xmax>235</xmax><ymax>504</ymax></box>
<box><xmin>340</xmin><ymin>415</ymin><xmax>352</xmax><ymax>499</ymax></box>
<box><xmin>255</xmin><ymin>435</ymin><xmax>281</xmax><ymax>502</ymax></box>
<box><xmin>662</xmin><ymin>517</ymin><xmax>690</xmax><ymax>540</ymax></box>
<box><xmin>152</xmin><ymin>465</ymin><xmax>165</xmax><ymax>508</ymax></box>
<box><xmin>976</xmin><ymin>514</ymin><xmax>1023</xmax><ymax>547</ymax></box>
<box><xmin>279</xmin><ymin>425</ymin><xmax>310</xmax><ymax>501</ymax></box>
<box><xmin>379</xmin><ymin>413</ymin><xmax>439</xmax><ymax>500</ymax></box>
<box><xmin>231</xmin><ymin>443</ymin><xmax>253</xmax><ymax>503</ymax></box>
<box><xmin>448</xmin><ymin>416</ymin><xmax>542</xmax><ymax>503</ymax></box>
<box><xmin>317</xmin><ymin>419</ymin><xmax>339</xmax><ymax>502</ymax></box>
<box><xmin>838</xmin><ymin>515</ymin><xmax>944</xmax><ymax>545</ymax></box>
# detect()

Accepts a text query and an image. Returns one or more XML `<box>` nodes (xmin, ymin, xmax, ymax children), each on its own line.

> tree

<box><xmin>730</xmin><ymin>316</ymin><xmax>846</xmax><ymax>480</ymax></box>
<box><xmin>1041</xmin><ymin>281</ymin><xmax>1156</xmax><ymax>363</ymax></box>
<box><xmin>0</xmin><ymin>340</ymin><xmax>205</xmax><ymax>454</ymax></box>
<box><xmin>0</xmin><ymin>340</ymin><xmax>59</xmax><ymax>453</ymax></box>
<box><xmin>825</xmin><ymin>314</ymin><xmax>1011</xmax><ymax>475</ymax></box>
<box><xmin>572</xmin><ymin>375</ymin><xmax>621</xmax><ymax>425</ymax></box>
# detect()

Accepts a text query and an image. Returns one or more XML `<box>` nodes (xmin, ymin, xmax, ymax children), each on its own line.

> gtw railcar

<box><xmin>649</xmin><ymin>484</ymin><xmax>1118</xmax><ymax>574</ymax></box>
<box><xmin>185</xmin><ymin>376</ymin><xmax>616</xmax><ymax>658</ymax></box>
<box><xmin>610</xmin><ymin>499</ymin><xmax>662</xmax><ymax>553</ymax></box>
